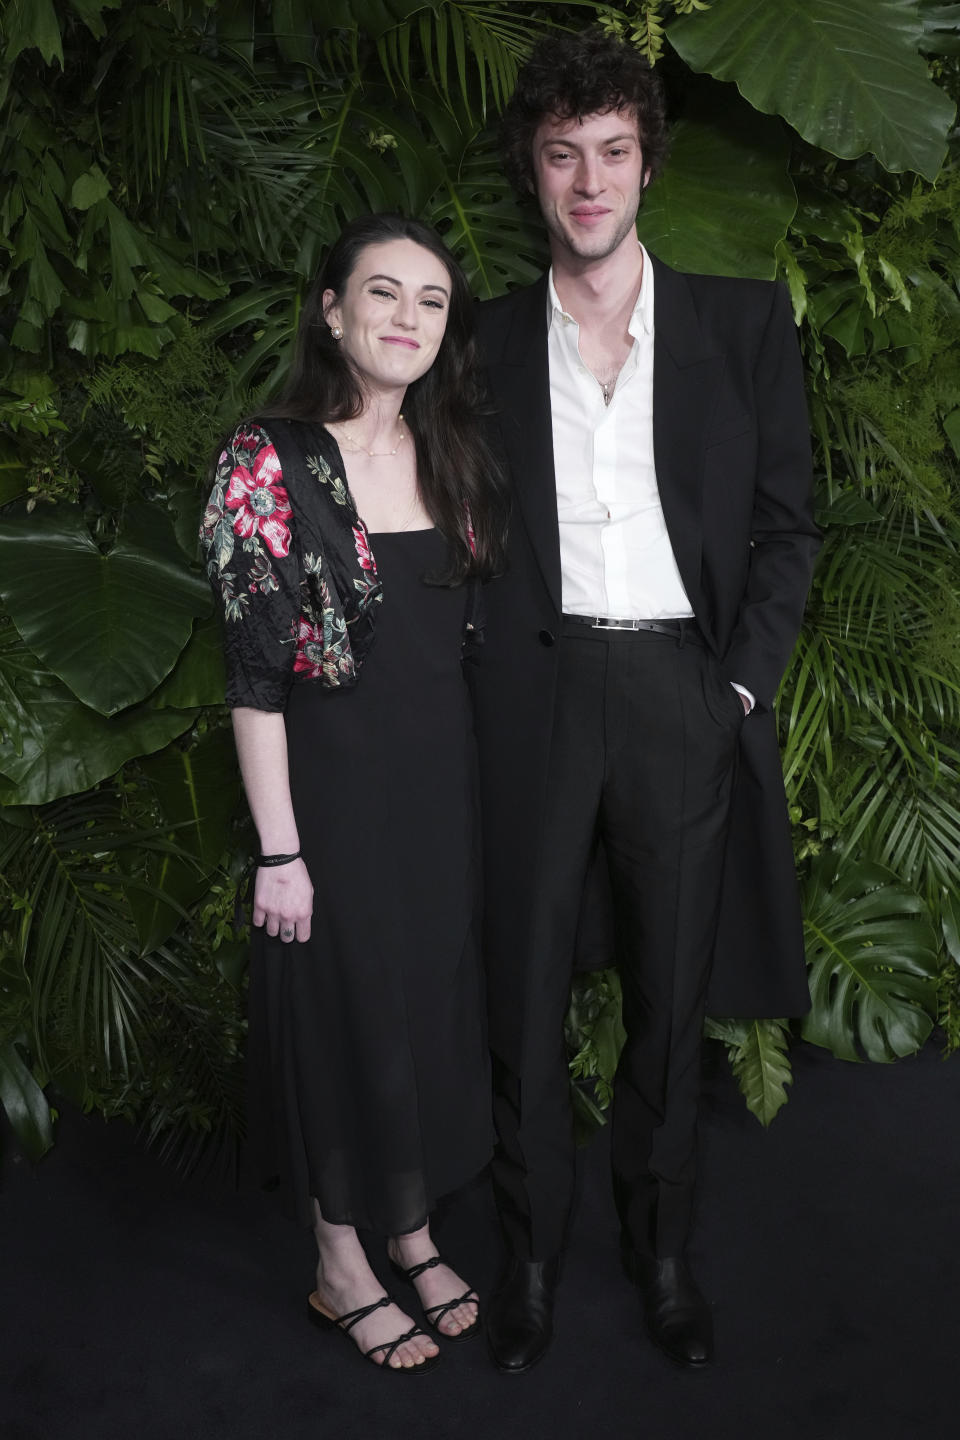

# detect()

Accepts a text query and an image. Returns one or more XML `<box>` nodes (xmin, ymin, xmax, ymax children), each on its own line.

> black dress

<box><xmin>245</xmin><ymin>527</ymin><xmax>492</xmax><ymax>1233</ymax></box>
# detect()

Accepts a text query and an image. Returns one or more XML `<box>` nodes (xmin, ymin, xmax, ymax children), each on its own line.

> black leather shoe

<box><xmin>622</xmin><ymin>1250</ymin><xmax>713</xmax><ymax>1367</ymax></box>
<box><xmin>486</xmin><ymin>1256</ymin><xmax>560</xmax><ymax>1373</ymax></box>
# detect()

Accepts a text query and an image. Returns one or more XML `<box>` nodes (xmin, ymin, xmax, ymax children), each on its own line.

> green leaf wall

<box><xmin>0</xmin><ymin>0</ymin><xmax>957</xmax><ymax>1164</ymax></box>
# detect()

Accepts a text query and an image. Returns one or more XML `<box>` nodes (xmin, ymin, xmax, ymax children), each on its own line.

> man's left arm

<box><xmin>723</xmin><ymin>283</ymin><xmax>821</xmax><ymax>711</ymax></box>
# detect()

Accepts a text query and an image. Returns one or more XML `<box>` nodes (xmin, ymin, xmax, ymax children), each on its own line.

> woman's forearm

<box><xmin>231</xmin><ymin>706</ymin><xmax>314</xmax><ymax>941</ymax></box>
<box><xmin>231</xmin><ymin>706</ymin><xmax>300</xmax><ymax>853</ymax></box>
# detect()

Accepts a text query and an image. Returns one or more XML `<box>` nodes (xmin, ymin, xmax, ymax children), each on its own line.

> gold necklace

<box><xmin>340</xmin><ymin>415</ymin><xmax>407</xmax><ymax>458</ymax></box>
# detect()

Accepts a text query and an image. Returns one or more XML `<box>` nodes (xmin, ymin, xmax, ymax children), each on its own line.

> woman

<box><xmin>200</xmin><ymin>214</ymin><xmax>508</xmax><ymax>1373</ymax></box>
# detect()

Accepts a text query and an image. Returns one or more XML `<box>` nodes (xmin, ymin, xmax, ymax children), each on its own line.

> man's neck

<box><xmin>551</xmin><ymin>237</ymin><xmax>645</xmax><ymax>333</ymax></box>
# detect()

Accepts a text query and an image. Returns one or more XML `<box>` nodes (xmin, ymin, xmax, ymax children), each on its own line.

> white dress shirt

<box><xmin>547</xmin><ymin>247</ymin><xmax>753</xmax><ymax>711</ymax></box>
<box><xmin>548</xmin><ymin>247</ymin><xmax>693</xmax><ymax>621</ymax></box>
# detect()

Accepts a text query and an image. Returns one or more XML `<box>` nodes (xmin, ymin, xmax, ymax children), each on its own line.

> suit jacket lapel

<box><xmin>484</xmin><ymin>277</ymin><xmax>562</xmax><ymax>613</ymax></box>
<box><xmin>651</xmin><ymin>257</ymin><xmax>725</xmax><ymax>623</ymax></box>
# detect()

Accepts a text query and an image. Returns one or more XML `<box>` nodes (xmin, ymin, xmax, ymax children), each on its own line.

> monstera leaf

<box><xmin>0</xmin><ymin>505</ymin><xmax>210</xmax><ymax>717</ymax></box>
<box><xmin>637</xmin><ymin>85</ymin><xmax>796</xmax><ymax>279</ymax></box>
<box><xmin>801</xmin><ymin>853</ymin><xmax>939</xmax><ymax>1062</ymax></box>
<box><xmin>705</xmin><ymin>1017</ymin><xmax>794</xmax><ymax>1127</ymax></box>
<box><xmin>668</xmin><ymin>0</ymin><xmax>955</xmax><ymax>181</ymax></box>
<box><xmin>428</xmin><ymin>130</ymin><xmax>548</xmax><ymax>297</ymax></box>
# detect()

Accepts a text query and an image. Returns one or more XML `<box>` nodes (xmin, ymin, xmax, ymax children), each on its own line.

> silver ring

<box><xmin>281</xmin><ymin>927</ymin><xmax>294</xmax><ymax>939</ymax></box>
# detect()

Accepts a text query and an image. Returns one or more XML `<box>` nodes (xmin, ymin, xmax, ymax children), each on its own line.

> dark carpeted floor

<box><xmin>2</xmin><ymin>1038</ymin><xmax>957</xmax><ymax>1440</ymax></box>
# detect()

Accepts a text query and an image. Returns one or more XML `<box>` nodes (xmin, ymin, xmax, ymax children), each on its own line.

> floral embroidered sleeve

<box><xmin>200</xmin><ymin>423</ymin><xmax>300</xmax><ymax>711</ymax></box>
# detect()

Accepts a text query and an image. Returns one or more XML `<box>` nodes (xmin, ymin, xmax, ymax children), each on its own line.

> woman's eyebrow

<box><xmin>363</xmin><ymin>272</ymin><xmax>449</xmax><ymax>297</ymax></box>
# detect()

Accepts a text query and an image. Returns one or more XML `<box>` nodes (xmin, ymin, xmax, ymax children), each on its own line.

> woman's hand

<box><xmin>230</xmin><ymin>708</ymin><xmax>313</xmax><ymax>944</ymax></box>
<box><xmin>253</xmin><ymin>858</ymin><xmax>314</xmax><ymax>944</ymax></box>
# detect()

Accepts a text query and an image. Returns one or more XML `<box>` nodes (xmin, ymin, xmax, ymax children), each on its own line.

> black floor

<box><xmin>3</xmin><ymin>1039</ymin><xmax>957</xmax><ymax>1440</ymax></box>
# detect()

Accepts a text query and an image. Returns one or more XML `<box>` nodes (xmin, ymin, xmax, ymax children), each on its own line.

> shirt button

<box><xmin>538</xmin><ymin>629</ymin><xmax>556</xmax><ymax>647</ymax></box>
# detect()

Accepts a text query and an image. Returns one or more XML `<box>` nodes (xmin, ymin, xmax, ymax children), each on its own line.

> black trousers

<box><xmin>491</xmin><ymin>620</ymin><xmax>744</xmax><ymax>1261</ymax></box>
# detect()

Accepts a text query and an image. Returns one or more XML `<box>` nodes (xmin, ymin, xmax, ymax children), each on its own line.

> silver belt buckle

<box><xmin>591</xmin><ymin>616</ymin><xmax>639</xmax><ymax>631</ymax></box>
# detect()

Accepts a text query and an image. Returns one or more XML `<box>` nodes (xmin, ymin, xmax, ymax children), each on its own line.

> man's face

<box><xmin>531</xmin><ymin>108</ymin><xmax>650</xmax><ymax>265</ymax></box>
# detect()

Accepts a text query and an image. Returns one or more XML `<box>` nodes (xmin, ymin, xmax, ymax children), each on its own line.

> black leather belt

<box><xmin>562</xmin><ymin>615</ymin><xmax>704</xmax><ymax>646</ymax></box>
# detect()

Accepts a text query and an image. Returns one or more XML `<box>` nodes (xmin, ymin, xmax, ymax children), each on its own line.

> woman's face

<box><xmin>322</xmin><ymin>237</ymin><xmax>452</xmax><ymax>398</ymax></box>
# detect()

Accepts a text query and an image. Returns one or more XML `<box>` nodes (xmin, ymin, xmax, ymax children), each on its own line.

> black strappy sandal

<box><xmin>307</xmin><ymin>1291</ymin><xmax>441</xmax><ymax>1373</ymax></box>
<box><xmin>388</xmin><ymin>1255</ymin><xmax>481</xmax><ymax>1343</ymax></box>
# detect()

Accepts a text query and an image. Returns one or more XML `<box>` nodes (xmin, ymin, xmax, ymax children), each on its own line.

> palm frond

<box><xmin>782</xmin><ymin>480</ymin><xmax>960</xmax><ymax>798</ymax></box>
<box><xmin>7</xmin><ymin>794</ymin><xmax>192</xmax><ymax>1078</ymax></box>
<box><xmin>119</xmin><ymin>53</ymin><xmax>246</xmax><ymax>194</ymax></box>
<box><xmin>136</xmin><ymin>949</ymin><xmax>245</xmax><ymax>1179</ymax></box>
<box><xmin>830</xmin><ymin>736</ymin><xmax>960</xmax><ymax>899</ymax></box>
<box><xmin>0</xmin><ymin>1034</ymin><xmax>53</xmax><ymax>1161</ymax></box>
<box><xmin>779</xmin><ymin>625</ymin><xmax>844</xmax><ymax>794</ymax></box>
<box><xmin>817</xmin><ymin>519</ymin><xmax>948</xmax><ymax>642</ymax></box>
<box><xmin>375</xmin><ymin>2</ymin><xmax>547</xmax><ymax>122</ymax></box>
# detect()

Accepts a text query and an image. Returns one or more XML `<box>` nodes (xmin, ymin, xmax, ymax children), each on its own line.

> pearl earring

<box><xmin>331</xmin><ymin>325</ymin><xmax>343</xmax><ymax>341</ymax></box>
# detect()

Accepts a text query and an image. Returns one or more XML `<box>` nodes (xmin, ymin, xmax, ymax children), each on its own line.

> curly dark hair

<box><xmin>501</xmin><ymin>27</ymin><xmax>669</xmax><ymax>198</ymax></box>
<box><xmin>264</xmin><ymin>213</ymin><xmax>508</xmax><ymax>585</ymax></box>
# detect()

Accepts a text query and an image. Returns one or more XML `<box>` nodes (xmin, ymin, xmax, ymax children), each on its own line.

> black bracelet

<box><xmin>256</xmin><ymin>851</ymin><xmax>301</xmax><ymax>868</ymax></box>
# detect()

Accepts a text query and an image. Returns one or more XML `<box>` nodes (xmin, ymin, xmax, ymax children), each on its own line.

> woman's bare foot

<box><xmin>313</xmin><ymin>1208</ymin><xmax>438</xmax><ymax>1369</ymax></box>
<box><xmin>388</xmin><ymin>1226</ymin><xmax>479</xmax><ymax>1339</ymax></box>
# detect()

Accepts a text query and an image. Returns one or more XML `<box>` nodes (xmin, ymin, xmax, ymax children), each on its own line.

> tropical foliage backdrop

<box><xmin>1</xmin><ymin>0</ymin><xmax>958</xmax><ymax>1166</ymax></box>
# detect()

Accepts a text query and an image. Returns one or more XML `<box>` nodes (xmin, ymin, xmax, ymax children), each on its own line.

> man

<box><xmin>472</xmin><ymin>29</ymin><xmax>820</xmax><ymax>1372</ymax></box>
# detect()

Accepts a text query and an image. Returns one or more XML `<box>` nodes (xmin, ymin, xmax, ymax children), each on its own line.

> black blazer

<box><xmin>472</xmin><ymin>257</ymin><xmax>820</xmax><ymax>1054</ymax></box>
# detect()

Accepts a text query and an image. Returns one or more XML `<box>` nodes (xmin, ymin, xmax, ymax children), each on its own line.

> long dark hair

<box><xmin>265</xmin><ymin>213</ymin><xmax>508</xmax><ymax>585</ymax></box>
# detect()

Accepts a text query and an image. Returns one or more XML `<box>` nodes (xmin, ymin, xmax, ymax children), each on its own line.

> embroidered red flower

<box><xmin>353</xmin><ymin>524</ymin><xmax>374</xmax><ymax>572</ymax></box>
<box><xmin>225</xmin><ymin>445</ymin><xmax>292</xmax><ymax>558</ymax></box>
<box><xmin>293</xmin><ymin>617</ymin><xmax>325</xmax><ymax>678</ymax></box>
<box><xmin>235</xmin><ymin>428</ymin><xmax>265</xmax><ymax>452</ymax></box>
